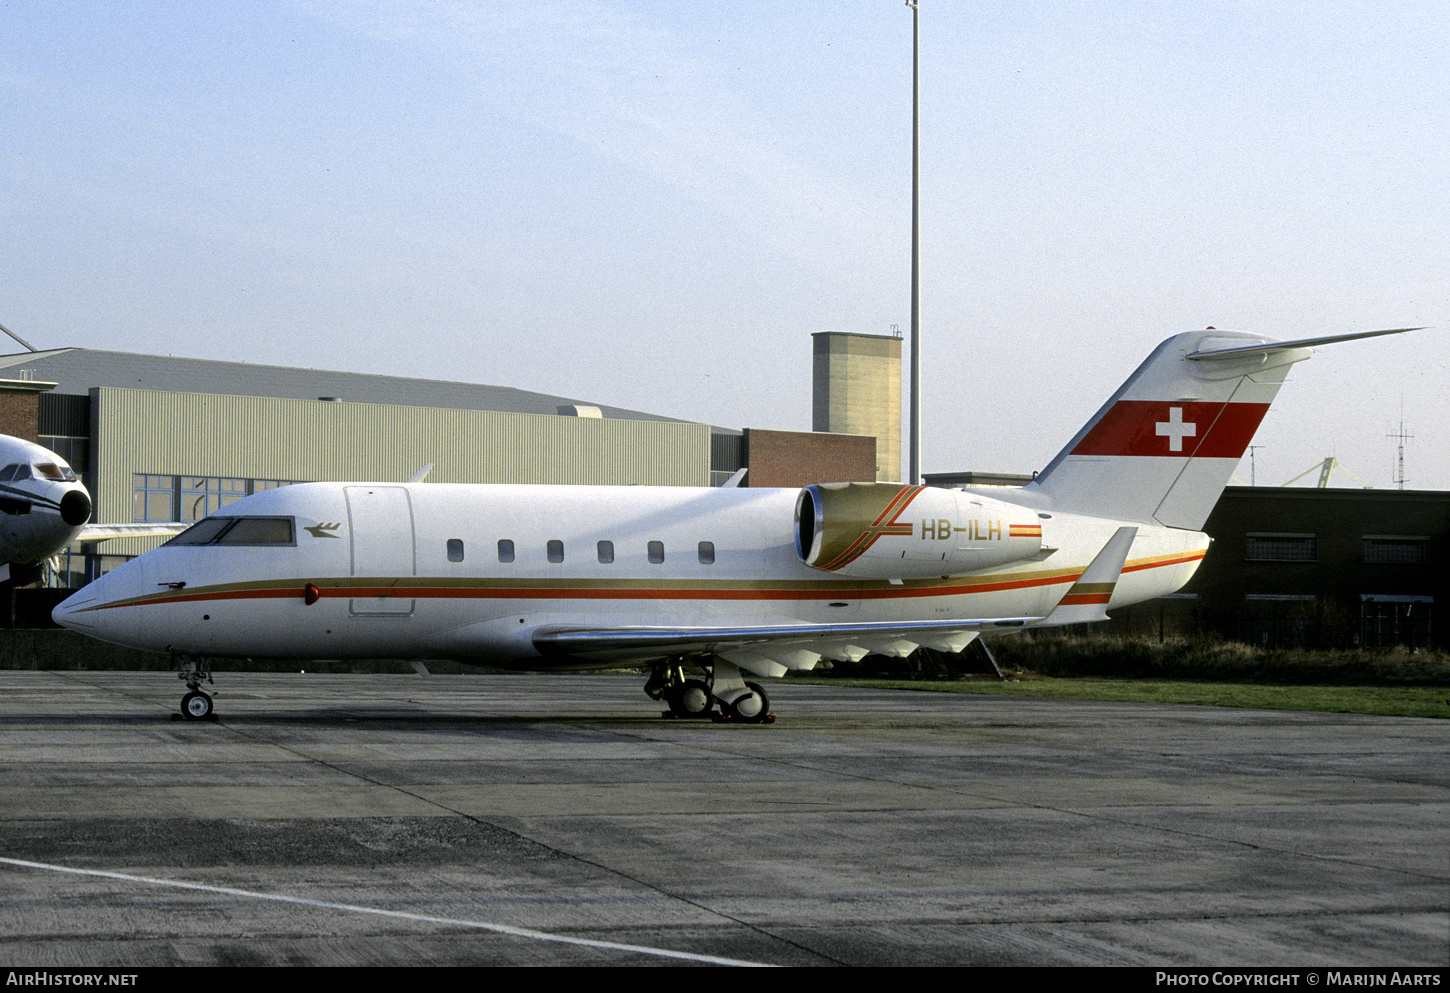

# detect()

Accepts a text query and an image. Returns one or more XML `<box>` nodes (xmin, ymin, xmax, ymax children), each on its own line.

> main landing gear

<box><xmin>173</xmin><ymin>654</ymin><xmax>217</xmax><ymax>721</ymax></box>
<box><xmin>645</xmin><ymin>660</ymin><xmax>775</xmax><ymax>724</ymax></box>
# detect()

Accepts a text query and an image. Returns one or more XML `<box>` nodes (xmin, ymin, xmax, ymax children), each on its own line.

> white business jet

<box><xmin>0</xmin><ymin>435</ymin><xmax>188</xmax><ymax>586</ymax></box>
<box><xmin>53</xmin><ymin>327</ymin><xmax>1412</xmax><ymax>721</ymax></box>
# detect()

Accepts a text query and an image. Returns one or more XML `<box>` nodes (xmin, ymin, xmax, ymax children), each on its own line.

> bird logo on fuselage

<box><xmin>305</xmin><ymin>522</ymin><xmax>343</xmax><ymax>539</ymax></box>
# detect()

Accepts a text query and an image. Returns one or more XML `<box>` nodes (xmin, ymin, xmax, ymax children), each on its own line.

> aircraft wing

<box><xmin>532</xmin><ymin>615</ymin><xmax>1043</xmax><ymax>675</ymax></box>
<box><xmin>77</xmin><ymin>522</ymin><xmax>191</xmax><ymax>542</ymax></box>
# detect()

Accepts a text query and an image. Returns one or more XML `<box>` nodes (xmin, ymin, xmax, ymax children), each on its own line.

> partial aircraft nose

<box><xmin>52</xmin><ymin>566</ymin><xmax>143</xmax><ymax>649</ymax></box>
<box><xmin>52</xmin><ymin>586</ymin><xmax>95</xmax><ymax>631</ymax></box>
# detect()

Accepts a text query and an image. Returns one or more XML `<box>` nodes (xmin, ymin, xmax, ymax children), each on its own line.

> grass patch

<box><xmin>787</xmin><ymin>674</ymin><xmax>1448</xmax><ymax>719</ymax></box>
<box><xmin>791</xmin><ymin>635</ymin><xmax>1450</xmax><ymax>718</ymax></box>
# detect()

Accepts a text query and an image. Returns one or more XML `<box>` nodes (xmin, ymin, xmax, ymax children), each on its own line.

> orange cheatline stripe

<box><xmin>1059</xmin><ymin>593</ymin><xmax>1112</xmax><ymax>605</ymax></box>
<box><xmin>1121</xmin><ymin>550</ymin><xmax>1206</xmax><ymax>573</ymax></box>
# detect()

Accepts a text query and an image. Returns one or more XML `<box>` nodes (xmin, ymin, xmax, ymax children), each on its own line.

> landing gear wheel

<box><xmin>667</xmin><ymin>678</ymin><xmax>714</xmax><ymax>719</ymax></box>
<box><xmin>727</xmin><ymin>681</ymin><xmax>772</xmax><ymax>724</ymax></box>
<box><xmin>181</xmin><ymin>690</ymin><xmax>214</xmax><ymax>721</ymax></box>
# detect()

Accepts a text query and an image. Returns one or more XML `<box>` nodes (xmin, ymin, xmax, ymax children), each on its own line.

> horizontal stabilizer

<box><xmin>1186</xmin><ymin>327</ymin><xmax>1421</xmax><ymax>360</ymax></box>
<box><xmin>1042</xmin><ymin>526</ymin><xmax>1137</xmax><ymax>626</ymax></box>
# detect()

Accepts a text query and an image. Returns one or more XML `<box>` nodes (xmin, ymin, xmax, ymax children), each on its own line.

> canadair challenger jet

<box><xmin>54</xmin><ymin>327</ymin><xmax>1413</xmax><ymax>721</ymax></box>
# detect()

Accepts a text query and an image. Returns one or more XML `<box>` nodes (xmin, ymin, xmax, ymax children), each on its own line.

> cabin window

<box><xmin>447</xmin><ymin>539</ymin><xmax>465</xmax><ymax>562</ymax></box>
<box><xmin>647</xmin><ymin>540</ymin><xmax>665</xmax><ymax>564</ymax></box>
<box><xmin>547</xmin><ymin>540</ymin><xmax>565</xmax><ymax>563</ymax></box>
<box><xmin>698</xmin><ymin>541</ymin><xmax>715</xmax><ymax>565</ymax></box>
<box><xmin>497</xmin><ymin>539</ymin><xmax>515</xmax><ymax>563</ymax></box>
<box><xmin>597</xmin><ymin>540</ymin><xmax>614</xmax><ymax>564</ymax></box>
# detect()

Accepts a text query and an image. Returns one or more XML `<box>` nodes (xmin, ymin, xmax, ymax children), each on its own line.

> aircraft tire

<box><xmin>181</xmin><ymin>691</ymin><xmax>214</xmax><ymax>721</ymax></box>
<box><xmin>668</xmin><ymin>679</ymin><xmax>714</xmax><ymax>718</ymax></box>
<box><xmin>729</xmin><ymin>682</ymin><xmax>770</xmax><ymax>723</ymax></box>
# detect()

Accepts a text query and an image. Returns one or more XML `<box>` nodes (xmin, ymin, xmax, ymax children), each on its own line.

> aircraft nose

<box><xmin>52</xmin><ymin>587</ymin><xmax>96</xmax><ymax>630</ymax></box>
<box><xmin>60</xmin><ymin>488</ymin><xmax>92</xmax><ymax>527</ymax></box>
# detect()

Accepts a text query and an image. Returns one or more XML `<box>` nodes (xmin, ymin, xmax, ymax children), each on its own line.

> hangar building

<box><xmin>0</xmin><ymin>347</ymin><xmax>874</xmax><ymax>586</ymax></box>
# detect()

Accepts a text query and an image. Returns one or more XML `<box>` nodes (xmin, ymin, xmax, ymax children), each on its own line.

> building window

<box><xmin>133</xmin><ymin>475</ymin><xmax>294</xmax><ymax>522</ymax></box>
<box><xmin>180</xmin><ymin>477</ymin><xmax>247</xmax><ymax>521</ymax></box>
<box><xmin>1360</xmin><ymin>595</ymin><xmax>1433</xmax><ymax>649</ymax></box>
<box><xmin>647</xmin><ymin>540</ymin><xmax>665</xmax><ymax>564</ymax></box>
<box><xmin>38</xmin><ymin>435</ymin><xmax>88</xmax><ymax>474</ymax></box>
<box><xmin>1362</xmin><ymin>536</ymin><xmax>1430</xmax><ymax>564</ymax></box>
<box><xmin>497</xmin><ymin>539</ymin><xmax>515</xmax><ymax>563</ymax></box>
<box><xmin>597</xmin><ymin>540</ymin><xmax>614</xmax><ymax>564</ymax></box>
<box><xmin>547</xmin><ymin>540</ymin><xmax>564</xmax><ymax>563</ymax></box>
<box><xmin>698</xmin><ymin>541</ymin><xmax>715</xmax><ymax>565</ymax></box>
<box><xmin>447</xmin><ymin>539</ymin><xmax>464</xmax><ymax>562</ymax></box>
<box><xmin>1241</xmin><ymin>594</ymin><xmax>1317</xmax><ymax>648</ymax></box>
<box><xmin>1245</xmin><ymin>533</ymin><xmax>1316</xmax><ymax>562</ymax></box>
<box><xmin>133</xmin><ymin>475</ymin><xmax>176</xmax><ymax>522</ymax></box>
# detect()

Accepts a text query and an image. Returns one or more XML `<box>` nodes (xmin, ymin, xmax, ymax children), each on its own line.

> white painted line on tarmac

<box><xmin>0</xmin><ymin>856</ymin><xmax>772</xmax><ymax>967</ymax></box>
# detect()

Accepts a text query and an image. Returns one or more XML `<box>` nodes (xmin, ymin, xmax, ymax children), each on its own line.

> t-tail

<box><xmin>1023</xmin><ymin>327</ymin><xmax>1417</xmax><ymax>530</ymax></box>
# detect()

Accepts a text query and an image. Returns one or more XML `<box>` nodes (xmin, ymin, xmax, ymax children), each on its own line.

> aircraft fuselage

<box><xmin>55</xmin><ymin>481</ymin><xmax>1207</xmax><ymax>665</ymax></box>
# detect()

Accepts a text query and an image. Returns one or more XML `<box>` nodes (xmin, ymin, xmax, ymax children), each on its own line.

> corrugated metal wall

<box><xmin>94</xmin><ymin>388</ymin><xmax>710</xmax><ymax>556</ymax></box>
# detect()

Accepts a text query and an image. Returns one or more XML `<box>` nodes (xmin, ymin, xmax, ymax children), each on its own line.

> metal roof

<box><xmin>0</xmin><ymin>348</ymin><xmax>738</xmax><ymax>431</ymax></box>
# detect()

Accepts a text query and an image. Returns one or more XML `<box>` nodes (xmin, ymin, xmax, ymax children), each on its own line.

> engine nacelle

<box><xmin>795</xmin><ymin>482</ymin><xmax>1046</xmax><ymax>579</ymax></box>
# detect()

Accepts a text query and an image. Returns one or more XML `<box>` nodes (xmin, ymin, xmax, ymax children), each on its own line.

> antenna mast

<box><xmin>1388</xmin><ymin>406</ymin><xmax>1412</xmax><ymax>490</ymax></box>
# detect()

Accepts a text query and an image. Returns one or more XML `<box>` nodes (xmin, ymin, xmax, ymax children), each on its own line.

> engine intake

<box><xmin>795</xmin><ymin>482</ymin><xmax>1045</xmax><ymax>580</ymax></box>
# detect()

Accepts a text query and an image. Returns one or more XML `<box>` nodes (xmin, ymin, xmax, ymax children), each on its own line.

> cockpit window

<box><xmin>0</xmin><ymin>465</ymin><xmax>17</xmax><ymax>482</ymax></box>
<box><xmin>11</xmin><ymin>465</ymin><xmax>30</xmax><ymax>481</ymax></box>
<box><xmin>33</xmin><ymin>463</ymin><xmax>78</xmax><ymax>482</ymax></box>
<box><xmin>165</xmin><ymin>517</ymin><xmax>234</xmax><ymax>546</ymax></box>
<box><xmin>163</xmin><ymin>516</ymin><xmax>296</xmax><ymax>547</ymax></box>
<box><xmin>217</xmin><ymin>517</ymin><xmax>294</xmax><ymax>545</ymax></box>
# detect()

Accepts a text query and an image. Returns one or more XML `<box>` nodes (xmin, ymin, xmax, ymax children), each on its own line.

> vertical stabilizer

<box><xmin>1024</xmin><ymin>328</ymin><xmax>1412</xmax><ymax>530</ymax></box>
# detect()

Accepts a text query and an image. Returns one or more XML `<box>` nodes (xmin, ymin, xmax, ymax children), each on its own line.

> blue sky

<box><xmin>3</xmin><ymin>2</ymin><xmax>1445</xmax><ymax>488</ymax></box>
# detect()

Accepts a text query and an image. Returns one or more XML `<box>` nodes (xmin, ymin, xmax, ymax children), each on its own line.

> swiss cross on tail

<box><xmin>1067</xmin><ymin>400</ymin><xmax>1271</xmax><ymax>459</ymax></box>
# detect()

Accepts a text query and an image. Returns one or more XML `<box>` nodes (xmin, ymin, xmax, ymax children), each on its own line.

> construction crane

<box><xmin>1281</xmin><ymin>457</ymin><xmax>1372</xmax><ymax>489</ymax></box>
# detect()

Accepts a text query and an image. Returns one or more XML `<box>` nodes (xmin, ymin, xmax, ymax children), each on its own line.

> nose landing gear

<box><xmin>173</xmin><ymin>654</ymin><xmax>217</xmax><ymax>722</ymax></box>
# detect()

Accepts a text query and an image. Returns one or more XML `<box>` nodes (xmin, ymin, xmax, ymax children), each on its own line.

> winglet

<box><xmin>407</xmin><ymin>464</ymin><xmax>434</xmax><ymax>484</ymax></box>
<box><xmin>1043</xmin><ymin>526</ymin><xmax>1138</xmax><ymax>626</ymax></box>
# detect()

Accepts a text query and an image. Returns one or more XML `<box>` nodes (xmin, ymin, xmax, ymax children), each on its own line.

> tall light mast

<box><xmin>907</xmin><ymin>1</ymin><xmax>921</xmax><ymax>485</ymax></box>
